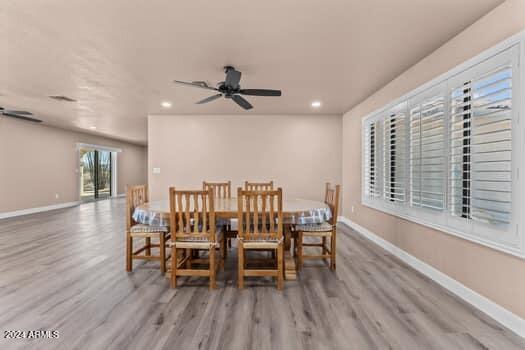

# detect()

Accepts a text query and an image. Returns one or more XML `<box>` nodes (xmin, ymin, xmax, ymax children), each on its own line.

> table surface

<box><xmin>133</xmin><ymin>197</ymin><xmax>332</xmax><ymax>226</ymax></box>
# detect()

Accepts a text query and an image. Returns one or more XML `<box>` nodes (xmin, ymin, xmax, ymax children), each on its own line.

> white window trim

<box><xmin>361</xmin><ymin>29</ymin><xmax>525</xmax><ymax>259</ymax></box>
<box><xmin>76</xmin><ymin>143</ymin><xmax>122</xmax><ymax>153</ymax></box>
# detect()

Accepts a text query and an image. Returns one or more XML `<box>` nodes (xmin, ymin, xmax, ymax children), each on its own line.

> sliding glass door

<box><xmin>80</xmin><ymin>148</ymin><xmax>113</xmax><ymax>201</ymax></box>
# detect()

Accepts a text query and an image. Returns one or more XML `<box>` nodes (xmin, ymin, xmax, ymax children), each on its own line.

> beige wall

<box><xmin>0</xmin><ymin>117</ymin><xmax>147</xmax><ymax>213</ymax></box>
<box><xmin>148</xmin><ymin>114</ymin><xmax>341</xmax><ymax>201</ymax></box>
<box><xmin>342</xmin><ymin>0</ymin><xmax>525</xmax><ymax>319</ymax></box>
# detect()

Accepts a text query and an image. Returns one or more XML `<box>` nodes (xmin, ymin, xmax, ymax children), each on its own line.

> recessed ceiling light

<box><xmin>89</xmin><ymin>126</ymin><xmax>97</xmax><ymax>130</ymax></box>
<box><xmin>161</xmin><ymin>101</ymin><xmax>172</xmax><ymax>108</ymax></box>
<box><xmin>311</xmin><ymin>101</ymin><xmax>322</xmax><ymax>108</ymax></box>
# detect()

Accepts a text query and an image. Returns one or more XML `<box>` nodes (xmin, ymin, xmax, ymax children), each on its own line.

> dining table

<box><xmin>132</xmin><ymin>197</ymin><xmax>332</xmax><ymax>280</ymax></box>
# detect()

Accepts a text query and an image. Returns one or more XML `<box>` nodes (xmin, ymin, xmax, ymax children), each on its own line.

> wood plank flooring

<box><xmin>0</xmin><ymin>198</ymin><xmax>524</xmax><ymax>350</ymax></box>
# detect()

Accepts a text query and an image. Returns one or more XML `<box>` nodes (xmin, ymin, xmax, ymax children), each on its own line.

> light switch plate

<box><xmin>153</xmin><ymin>167</ymin><xmax>161</xmax><ymax>174</ymax></box>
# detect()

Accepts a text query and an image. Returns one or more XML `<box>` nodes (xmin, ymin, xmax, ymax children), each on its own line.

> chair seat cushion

<box><xmin>130</xmin><ymin>224</ymin><xmax>169</xmax><ymax>233</ymax></box>
<box><xmin>173</xmin><ymin>241</ymin><xmax>219</xmax><ymax>249</ymax></box>
<box><xmin>296</xmin><ymin>221</ymin><xmax>333</xmax><ymax>232</ymax></box>
<box><xmin>241</xmin><ymin>239</ymin><xmax>282</xmax><ymax>249</ymax></box>
<box><xmin>171</xmin><ymin>227</ymin><xmax>223</xmax><ymax>246</ymax></box>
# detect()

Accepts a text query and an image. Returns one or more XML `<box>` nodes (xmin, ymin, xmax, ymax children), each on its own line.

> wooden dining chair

<box><xmin>237</xmin><ymin>187</ymin><xmax>284</xmax><ymax>290</ymax></box>
<box><xmin>295</xmin><ymin>183</ymin><xmax>340</xmax><ymax>270</ymax></box>
<box><xmin>169</xmin><ymin>187</ymin><xmax>226</xmax><ymax>289</ymax></box>
<box><xmin>203</xmin><ymin>181</ymin><xmax>236</xmax><ymax>254</ymax></box>
<box><xmin>126</xmin><ymin>185</ymin><xmax>170</xmax><ymax>273</ymax></box>
<box><xmin>244</xmin><ymin>181</ymin><xmax>274</xmax><ymax>191</ymax></box>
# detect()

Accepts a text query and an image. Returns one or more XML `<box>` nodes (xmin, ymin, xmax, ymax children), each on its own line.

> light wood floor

<box><xmin>0</xmin><ymin>199</ymin><xmax>524</xmax><ymax>350</ymax></box>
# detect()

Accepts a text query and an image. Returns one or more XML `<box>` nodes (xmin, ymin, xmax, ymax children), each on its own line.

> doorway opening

<box><xmin>78</xmin><ymin>144</ymin><xmax>119</xmax><ymax>202</ymax></box>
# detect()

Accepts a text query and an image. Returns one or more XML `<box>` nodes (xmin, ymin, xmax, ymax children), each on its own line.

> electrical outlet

<box><xmin>153</xmin><ymin>167</ymin><xmax>161</xmax><ymax>174</ymax></box>
<box><xmin>351</xmin><ymin>205</ymin><xmax>355</xmax><ymax>213</ymax></box>
<box><xmin>55</xmin><ymin>194</ymin><xmax>60</xmax><ymax>199</ymax></box>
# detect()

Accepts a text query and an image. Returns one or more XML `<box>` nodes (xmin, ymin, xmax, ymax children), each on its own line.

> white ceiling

<box><xmin>1</xmin><ymin>0</ymin><xmax>504</xmax><ymax>145</ymax></box>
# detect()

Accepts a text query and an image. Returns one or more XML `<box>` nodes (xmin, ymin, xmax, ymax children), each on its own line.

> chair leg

<box><xmin>145</xmin><ymin>237</ymin><xmax>151</xmax><ymax>256</ymax></box>
<box><xmin>322</xmin><ymin>236</ymin><xmax>328</xmax><ymax>266</ymax></box>
<box><xmin>126</xmin><ymin>232</ymin><xmax>133</xmax><ymax>272</ymax></box>
<box><xmin>209</xmin><ymin>245</ymin><xmax>217</xmax><ymax>290</ymax></box>
<box><xmin>220</xmin><ymin>237</ymin><xmax>226</xmax><ymax>271</ymax></box>
<box><xmin>170</xmin><ymin>245</ymin><xmax>177</xmax><ymax>288</ymax></box>
<box><xmin>297</xmin><ymin>231</ymin><xmax>303</xmax><ymax>271</ymax></box>
<box><xmin>277</xmin><ymin>244</ymin><xmax>284</xmax><ymax>290</ymax></box>
<box><xmin>238</xmin><ymin>242</ymin><xmax>244</xmax><ymax>289</ymax></box>
<box><xmin>185</xmin><ymin>248</ymin><xmax>192</xmax><ymax>269</ymax></box>
<box><xmin>330</xmin><ymin>230</ymin><xmax>336</xmax><ymax>270</ymax></box>
<box><xmin>159</xmin><ymin>234</ymin><xmax>166</xmax><ymax>274</ymax></box>
<box><xmin>223</xmin><ymin>235</ymin><xmax>229</xmax><ymax>259</ymax></box>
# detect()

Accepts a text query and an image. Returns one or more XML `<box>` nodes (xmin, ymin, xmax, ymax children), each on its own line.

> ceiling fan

<box><xmin>0</xmin><ymin>107</ymin><xmax>42</xmax><ymax>123</ymax></box>
<box><xmin>173</xmin><ymin>66</ymin><xmax>281</xmax><ymax>110</ymax></box>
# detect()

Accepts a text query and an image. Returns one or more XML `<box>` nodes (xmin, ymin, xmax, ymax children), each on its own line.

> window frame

<box><xmin>361</xmin><ymin>32</ymin><xmax>525</xmax><ymax>259</ymax></box>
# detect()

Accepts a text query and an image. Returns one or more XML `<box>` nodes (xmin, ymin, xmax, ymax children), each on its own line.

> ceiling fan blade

<box><xmin>196</xmin><ymin>94</ymin><xmax>222</xmax><ymax>104</ymax></box>
<box><xmin>239</xmin><ymin>89</ymin><xmax>281</xmax><ymax>97</ymax></box>
<box><xmin>173</xmin><ymin>80</ymin><xmax>218</xmax><ymax>91</ymax></box>
<box><xmin>232</xmin><ymin>95</ymin><xmax>253</xmax><ymax>110</ymax></box>
<box><xmin>225</xmin><ymin>68</ymin><xmax>241</xmax><ymax>89</ymax></box>
<box><xmin>4</xmin><ymin>110</ymin><xmax>33</xmax><ymax>115</ymax></box>
<box><xmin>3</xmin><ymin>112</ymin><xmax>42</xmax><ymax>123</ymax></box>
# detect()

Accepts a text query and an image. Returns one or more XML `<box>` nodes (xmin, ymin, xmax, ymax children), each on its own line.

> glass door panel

<box><xmin>97</xmin><ymin>150</ymin><xmax>112</xmax><ymax>199</ymax></box>
<box><xmin>80</xmin><ymin>148</ymin><xmax>113</xmax><ymax>201</ymax></box>
<box><xmin>80</xmin><ymin>149</ymin><xmax>96</xmax><ymax>201</ymax></box>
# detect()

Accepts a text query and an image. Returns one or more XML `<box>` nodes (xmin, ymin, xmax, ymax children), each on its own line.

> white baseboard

<box><xmin>0</xmin><ymin>201</ymin><xmax>81</xmax><ymax>220</ymax></box>
<box><xmin>113</xmin><ymin>193</ymin><xmax>126</xmax><ymax>198</ymax></box>
<box><xmin>338</xmin><ymin>216</ymin><xmax>525</xmax><ymax>339</ymax></box>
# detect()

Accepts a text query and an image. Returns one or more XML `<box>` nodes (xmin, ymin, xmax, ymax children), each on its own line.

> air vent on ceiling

<box><xmin>49</xmin><ymin>95</ymin><xmax>77</xmax><ymax>102</ymax></box>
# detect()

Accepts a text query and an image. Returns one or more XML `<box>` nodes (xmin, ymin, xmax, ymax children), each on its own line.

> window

<box><xmin>362</xmin><ymin>41</ymin><xmax>523</xmax><ymax>258</ymax></box>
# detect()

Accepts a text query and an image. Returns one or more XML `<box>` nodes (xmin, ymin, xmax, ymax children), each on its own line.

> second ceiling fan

<box><xmin>173</xmin><ymin>66</ymin><xmax>281</xmax><ymax>110</ymax></box>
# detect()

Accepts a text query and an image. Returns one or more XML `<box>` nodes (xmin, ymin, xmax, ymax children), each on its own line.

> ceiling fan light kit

<box><xmin>174</xmin><ymin>66</ymin><xmax>282</xmax><ymax>110</ymax></box>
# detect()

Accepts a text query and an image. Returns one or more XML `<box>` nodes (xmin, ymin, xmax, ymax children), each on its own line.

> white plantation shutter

<box><xmin>449</xmin><ymin>79</ymin><xmax>472</xmax><ymax>220</ymax></box>
<box><xmin>383</xmin><ymin>106</ymin><xmax>407</xmax><ymax>203</ymax></box>
<box><xmin>471</xmin><ymin>65</ymin><xmax>513</xmax><ymax>225</ymax></box>
<box><xmin>362</xmin><ymin>41</ymin><xmax>522</xmax><ymax>256</ymax></box>
<box><xmin>409</xmin><ymin>88</ymin><xmax>446</xmax><ymax>210</ymax></box>
<box><xmin>364</xmin><ymin>120</ymin><xmax>381</xmax><ymax>198</ymax></box>
<box><xmin>449</xmin><ymin>61</ymin><xmax>514</xmax><ymax>226</ymax></box>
